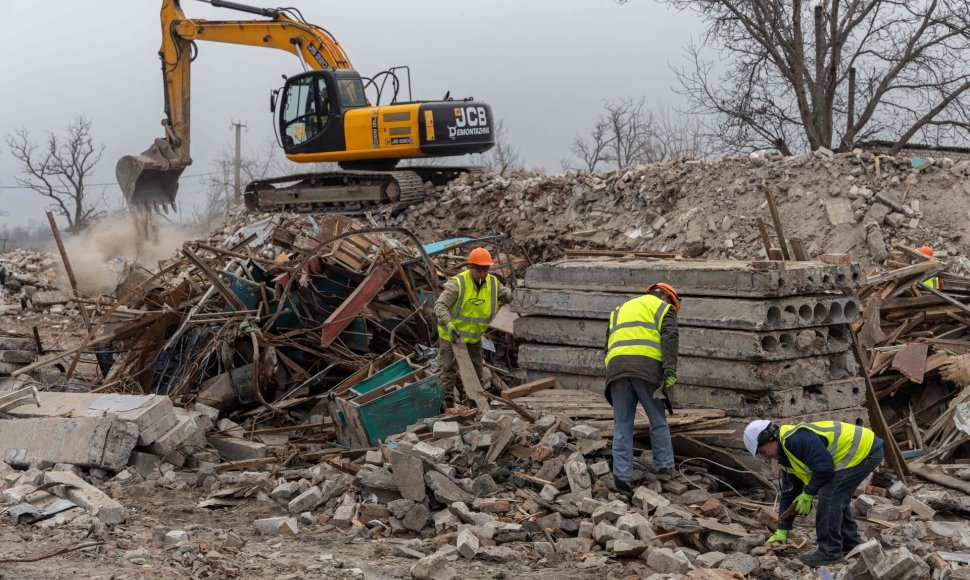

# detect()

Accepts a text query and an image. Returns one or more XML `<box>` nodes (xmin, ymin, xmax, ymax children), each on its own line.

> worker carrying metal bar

<box><xmin>743</xmin><ymin>419</ymin><xmax>885</xmax><ymax>567</ymax></box>
<box><xmin>604</xmin><ymin>283</ymin><xmax>680</xmax><ymax>494</ymax></box>
<box><xmin>433</xmin><ymin>247</ymin><xmax>513</xmax><ymax>408</ymax></box>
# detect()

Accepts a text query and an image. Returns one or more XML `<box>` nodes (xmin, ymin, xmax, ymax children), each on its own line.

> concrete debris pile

<box><xmin>853</xmin><ymin>243</ymin><xmax>970</xmax><ymax>464</ymax></box>
<box><xmin>385</xmin><ymin>149</ymin><xmax>970</xmax><ymax>268</ymax></box>
<box><xmin>510</xmin><ymin>257</ymin><xmax>872</xmax><ymax>469</ymax></box>
<box><xmin>0</xmin><ymin>249</ymin><xmax>68</xmax><ymax>314</ymax></box>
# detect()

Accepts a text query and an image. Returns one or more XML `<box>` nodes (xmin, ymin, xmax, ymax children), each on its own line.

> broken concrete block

<box><xmin>432</xmin><ymin>421</ymin><xmax>460</xmax><ymax>439</ymax></box>
<box><xmin>555</xmin><ymin>537</ymin><xmax>596</xmax><ymax>554</ymax></box>
<box><xmin>410</xmin><ymin>551</ymin><xmax>456</xmax><ymax>580</ymax></box>
<box><xmin>129</xmin><ymin>451</ymin><xmax>161</xmax><ymax>480</ymax></box>
<box><xmin>564</xmin><ymin>459</ymin><xmax>591</xmax><ymax>494</ymax></box>
<box><xmin>611</xmin><ymin>538</ymin><xmax>646</xmax><ymax>558</ymax></box>
<box><xmin>470</xmin><ymin>474</ymin><xmax>498</xmax><ymax>497</ymax></box>
<box><xmin>413</xmin><ymin>441</ymin><xmax>447</xmax><ymax>463</ymax></box>
<box><xmin>287</xmin><ymin>486</ymin><xmax>323</xmax><ymax>515</ymax></box>
<box><xmin>872</xmin><ymin>546</ymin><xmax>930</xmax><ymax>580</ymax></box>
<box><xmin>721</xmin><ymin>553</ymin><xmax>760</xmax><ymax>576</ymax></box>
<box><xmin>868</xmin><ymin>503</ymin><xmax>903</xmax><ymax>521</ymax></box>
<box><xmin>593</xmin><ymin>522</ymin><xmax>633</xmax><ymax>544</ymax></box>
<box><xmin>403</xmin><ymin>503</ymin><xmax>430</xmax><ymax>532</ymax></box>
<box><xmin>0</xmin><ymin>415</ymin><xmax>137</xmax><ymax>471</ymax></box>
<box><xmin>457</xmin><ymin>528</ymin><xmax>480</xmax><ymax>559</ymax></box>
<box><xmin>164</xmin><ymin>530</ymin><xmax>189</xmax><ymax>544</ymax></box>
<box><xmin>902</xmin><ymin>495</ymin><xmax>935</xmax><ymax>520</ymax></box>
<box><xmin>540</xmin><ymin>431</ymin><xmax>569</xmax><ymax>453</ymax></box>
<box><xmin>364</xmin><ymin>450</ymin><xmax>383</xmax><ymax>465</ymax></box>
<box><xmin>633</xmin><ymin>486</ymin><xmax>670</xmax><ymax>510</ymax></box>
<box><xmin>539</xmin><ymin>484</ymin><xmax>559</xmax><ymax>502</ymax></box>
<box><xmin>44</xmin><ymin>470</ymin><xmax>126</xmax><ymax>524</ymax></box>
<box><xmin>570</xmin><ymin>424</ymin><xmax>601</xmax><ymax>440</ymax></box>
<box><xmin>271</xmin><ymin>481</ymin><xmax>301</xmax><ymax>501</ymax></box>
<box><xmin>645</xmin><ymin>546</ymin><xmax>691</xmax><ymax>574</ymax></box>
<box><xmin>2</xmin><ymin>483</ymin><xmax>38</xmax><ymax>504</ymax></box>
<box><xmin>616</xmin><ymin>512</ymin><xmax>651</xmax><ymax>540</ymax></box>
<box><xmin>888</xmin><ymin>481</ymin><xmax>909</xmax><ymax>499</ymax></box>
<box><xmin>694</xmin><ymin>551</ymin><xmax>727</xmax><ymax>568</ymax></box>
<box><xmin>332</xmin><ymin>504</ymin><xmax>357</xmax><ymax>528</ymax></box>
<box><xmin>253</xmin><ymin>516</ymin><xmax>298</xmax><ymax>536</ymax></box>
<box><xmin>592</xmin><ymin>499</ymin><xmax>627</xmax><ymax>524</ymax></box>
<box><xmin>146</xmin><ymin>413</ymin><xmax>204</xmax><ymax>465</ymax></box>
<box><xmin>206</xmin><ymin>435</ymin><xmax>267</xmax><ymax>461</ymax></box>
<box><xmin>10</xmin><ymin>392</ymin><xmax>176</xmax><ymax>447</ymax></box>
<box><xmin>425</xmin><ymin>471</ymin><xmax>473</xmax><ymax>504</ymax></box>
<box><xmin>388</xmin><ymin>449</ymin><xmax>426</xmax><ymax>502</ymax></box>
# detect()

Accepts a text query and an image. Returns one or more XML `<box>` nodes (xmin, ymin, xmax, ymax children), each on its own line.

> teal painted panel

<box><xmin>357</xmin><ymin>375</ymin><xmax>444</xmax><ymax>446</ymax></box>
<box><xmin>347</xmin><ymin>358</ymin><xmax>420</xmax><ymax>397</ymax></box>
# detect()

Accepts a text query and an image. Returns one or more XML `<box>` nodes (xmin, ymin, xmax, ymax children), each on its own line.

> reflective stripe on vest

<box><xmin>437</xmin><ymin>269</ymin><xmax>497</xmax><ymax>344</ymax></box>
<box><xmin>604</xmin><ymin>294</ymin><xmax>669</xmax><ymax>366</ymax></box>
<box><xmin>922</xmin><ymin>276</ymin><xmax>940</xmax><ymax>289</ymax></box>
<box><xmin>777</xmin><ymin>421</ymin><xmax>875</xmax><ymax>485</ymax></box>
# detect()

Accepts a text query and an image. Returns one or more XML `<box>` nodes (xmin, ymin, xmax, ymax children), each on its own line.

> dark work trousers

<box><xmin>812</xmin><ymin>440</ymin><xmax>884</xmax><ymax>558</ymax></box>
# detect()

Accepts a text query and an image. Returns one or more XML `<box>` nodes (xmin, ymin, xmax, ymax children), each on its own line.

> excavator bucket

<box><xmin>116</xmin><ymin>138</ymin><xmax>190</xmax><ymax>206</ymax></box>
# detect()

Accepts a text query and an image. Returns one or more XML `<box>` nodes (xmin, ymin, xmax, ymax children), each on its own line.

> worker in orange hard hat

<box><xmin>433</xmin><ymin>247</ymin><xmax>513</xmax><ymax>409</ymax></box>
<box><xmin>605</xmin><ymin>282</ymin><xmax>681</xmax><ymax>494</ymax></box>
<box><xmin>919</xmin><ymin>246</ymin><xmax>942</xmax><ymax>290</ymax></box>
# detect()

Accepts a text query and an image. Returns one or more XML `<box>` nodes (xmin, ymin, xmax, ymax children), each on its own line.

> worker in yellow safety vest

<box><xmin>743</xmin><ymin>420</ymin><xmax>884</xmax><ymax>567</ymax></box>
<box><xmin>919</xmin><ymin>246</ymin><xmax>942</xmax><ymax>289</ymax></box>
<box><xmin>605</xmin><ymin>282</ymin><xmax>680</xmax><ymax>494</ymax></box>
<box><xmin>433</xmin><ymin>247</ymin><xmax>512</xmax><ymax>409</ymax></box>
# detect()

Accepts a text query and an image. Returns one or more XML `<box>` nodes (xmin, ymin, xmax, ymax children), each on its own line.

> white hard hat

<box><xmin>743</xmin><ymin>419</ymin><xmax>773</xmax><ymax>458</ymax></box>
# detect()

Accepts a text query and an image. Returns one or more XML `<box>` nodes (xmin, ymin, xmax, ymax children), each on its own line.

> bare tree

<box><xmin>470</xmin><ymin>120</ymin><xmax>523</xmax><ymax>174</ymax></box>
<box><xmin>655</xmin><ymin>0</ymin><xmax>970</xmax><ymax>155</ymax></box>
<box><xmin>6</xmin><ymin>117</ymin><xmax>105</xmax><ymax>233</ymax></box>
<box><xmin>566</xmin><ymin>98</ymin><xmax>709</xmax><ymax>171</ymax></box>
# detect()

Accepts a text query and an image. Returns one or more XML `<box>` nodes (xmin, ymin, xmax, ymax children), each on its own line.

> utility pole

<box><xmin>230</xmin><ymin>120</ymin><xmax>248</xmax><ymax>203</ymax></box>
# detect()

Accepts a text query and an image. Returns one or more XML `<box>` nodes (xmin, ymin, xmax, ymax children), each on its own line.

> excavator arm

<box><xmin>117</xmin><ymin>0</ymin><xmax>353</xmax><ymax>207</ymax></box>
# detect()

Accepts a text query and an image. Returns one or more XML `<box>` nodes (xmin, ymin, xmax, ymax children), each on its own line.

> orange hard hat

<box><xmin>646</xmin><ymin>282</ymin><xmax>680</xmax><ymax>312</ymax></box>
<box><xmin>467</xmin><ymin>247</ymin><xmax>494</xmax><ymax>267</ymax></box>
<box><xmin>919</xmin><ymin>246</ymin><xmax>934</xmax><ymax>257</ymax></box>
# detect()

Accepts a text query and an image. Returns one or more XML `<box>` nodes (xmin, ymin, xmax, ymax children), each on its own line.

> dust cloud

<box><xmin>56</xmin><ymin>216</ymin><xmax>192</xmax><ymax>296</ymax></box>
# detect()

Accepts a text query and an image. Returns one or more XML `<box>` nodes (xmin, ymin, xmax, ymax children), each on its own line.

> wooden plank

<box><xmin>755</xmin><ymin>218</ymin><xmax>773</xmax><ymax>256</ymax></box>
<box><xmin>451</xmin><ymin>338</ymin><xmax>491</xmax><ymax>411</ymax></box>
<box><xmin>764</xmin><ymin>189</ymin><xmax>790</xmax><ymax>260</ymax></box>
<box><xmin>320</xmin><ymin>261</ymin><xmax>395</xmax><ymax>347</ymax></box>
<box><xmin>502</xmin><ymin>377</ymin><xmax>558</xmax><ymax>400</ymax></box>
<box><xmin>865</xmin><ymin>261</ymin><xmax>937</xmax><ymax>286</ymax></box>
<box><xmin>790</xmin><ymin>238</ymin><xmax>808</xmax><ymax>261</ymax></box>
<box><xmin>891</xmin><ymin>342</ymin><xmax>929</xmax><ymax>383</ymax></box>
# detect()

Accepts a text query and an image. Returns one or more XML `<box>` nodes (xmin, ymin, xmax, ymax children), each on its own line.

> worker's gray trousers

<box><xmin>813</xmin><ymin>440</ymin><xmax>885</xmax><ymax>558</ymax></box>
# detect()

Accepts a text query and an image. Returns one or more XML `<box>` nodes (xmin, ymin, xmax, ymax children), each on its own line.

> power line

<box><xmin>0</xmin><ymin>170</ymin><xmax>224</xmax><ymax>190</ymax></box>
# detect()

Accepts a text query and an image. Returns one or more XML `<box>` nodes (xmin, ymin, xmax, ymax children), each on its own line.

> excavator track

<box><xmin>244</xmin><ymin>166</ymin><xmax>478</xmax><ymax>215</ymax></box>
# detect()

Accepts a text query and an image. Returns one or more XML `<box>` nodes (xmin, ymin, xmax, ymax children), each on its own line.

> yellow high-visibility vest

<box><xmin>437</xmin><ymin>269</ymin><xmax>497</xmax><ymax>344</ymax></box>
<box><xmin>779</xmin><ymin>421</ymin><xmax>875</xmax><ymax>485</ymax></box>
<box><xmin>605</xmin><ymin>294</ymin><xmax>670</xmax><ymax>366</ymax></box>
<box><xmin>922</xmin><ymin>276</ymin><xmax>940</xmax><ymax>289</ymax></box>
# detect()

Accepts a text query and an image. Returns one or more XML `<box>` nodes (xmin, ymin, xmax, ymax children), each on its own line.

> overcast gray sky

<box><xmin>0</xmin><ymin>0</ymin><xmax>703</xmax><ymax>227</ymax></box>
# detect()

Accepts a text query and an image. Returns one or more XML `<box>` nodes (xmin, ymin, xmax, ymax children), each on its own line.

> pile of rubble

<box><xmin>385</xmin><ymin>148</ymin><xmax>970</xmax><ymax>268</ymax></box>
<box><xmin>0</xmin><ymin>249</ymin><xmax>68</xmax><ymax>314</ymax></box>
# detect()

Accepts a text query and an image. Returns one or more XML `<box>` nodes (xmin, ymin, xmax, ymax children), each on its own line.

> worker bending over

<box><xmin>743</xmin><ymin>419</ymin><xmax>884</xmax><ymax>566</ymax></box>
<box><xmin>433</xmin><ymin>247</ymin><xmax>512</xmax><ymax>408</ymax></box>
<box><xmin>919</xmin><ymin>246</ymin><xmax>942</xmax><ymax>289</ymax></box>
<box><xmin>605</xmin><ymin>283</ymin><xmax>680</xmax><ymax>493</ymax></box>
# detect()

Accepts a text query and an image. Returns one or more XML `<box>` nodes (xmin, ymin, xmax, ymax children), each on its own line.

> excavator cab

<box><xmin>278</xmin><ymin>69</ymin><xmax>368</xmax><ymax>157</ymax></box>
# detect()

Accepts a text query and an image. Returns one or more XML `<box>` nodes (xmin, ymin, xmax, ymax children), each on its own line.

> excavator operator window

<box><xmin>280</xmin><ymin>76</ymin><xmax>322</xmax><ymax>147</ymax></box>
<box><xmin>337</xmin><ymin>78</ymin><xmax>367</xmax><ymax>108</ymax></box>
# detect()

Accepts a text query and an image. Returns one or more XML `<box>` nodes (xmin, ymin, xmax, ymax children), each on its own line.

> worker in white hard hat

<box><xmin>743</xmin><ymin>419</ymin><xmax>884</xmax><ymax>567</ymax></box>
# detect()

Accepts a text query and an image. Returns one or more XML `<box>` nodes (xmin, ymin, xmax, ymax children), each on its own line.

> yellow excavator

<box><xmin>117</xmin><ymin>0</ymin><xmax>495</xmax><ymax>213</ymax></box>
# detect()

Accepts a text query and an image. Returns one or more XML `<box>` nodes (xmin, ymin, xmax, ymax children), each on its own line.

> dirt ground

<box><xmin>0</xmin><ymin>485</ymin><xmax>659</xmax><ymax>580</ymax></box>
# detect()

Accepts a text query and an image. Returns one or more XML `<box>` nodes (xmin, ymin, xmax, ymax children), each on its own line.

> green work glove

<box><xmin>794</xmin><ymin>492</ymin><xmax>815</xmax><ymax>516</ymax></box>
<box><xmin>663</xmin><ymin>368</ymin><xmax>677</xmax><ymax>389</ymax></box>
<box><xmin>765</xmin><ymin>529</ymin><xmax>789</xmax><ymax>544</ymax></box>
<box><xmin>446</xmin><ymin>321</ymin><xmax>459</xmax><ymax>338</ymax></box>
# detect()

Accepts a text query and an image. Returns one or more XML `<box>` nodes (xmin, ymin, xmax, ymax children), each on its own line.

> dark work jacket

<box><xmin>603</xmin><ymin>306</ymin><xmax>679</xmax><ymax>405</ymax></box>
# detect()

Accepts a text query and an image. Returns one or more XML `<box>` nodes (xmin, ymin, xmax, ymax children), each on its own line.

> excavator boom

<box><xmin>118</xmin><ymin>0</ymin><xmax>353</xmax><ymax>207</ymax></box>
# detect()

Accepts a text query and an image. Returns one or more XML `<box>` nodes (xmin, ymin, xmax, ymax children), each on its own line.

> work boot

<box><xmin>647</xmin><ymin>466</ymin><xmax>675</xmax><ymax>481</ymax></box>
<box><xmin>614</xmin><ymin>478</ymin><xmax>635</xmax><ymax>499</ymax></box>
<box><xmin>798</xmin><ymin>551</ymin><xmax>844</xmax><ymax>567</ymax></box>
